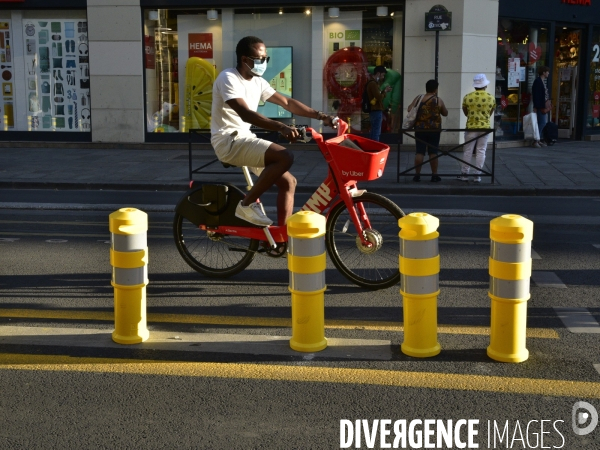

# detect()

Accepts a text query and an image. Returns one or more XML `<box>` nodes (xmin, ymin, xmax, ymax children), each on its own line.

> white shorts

<box><xmin>211</xmin><ymin>131</ymin><xmax>271</xmax><ymax>175</ymax></box>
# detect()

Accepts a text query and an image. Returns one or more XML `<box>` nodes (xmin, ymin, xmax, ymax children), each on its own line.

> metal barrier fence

<box><xmin>187</xmin><ymin>128</ymin><xmax>283</xmax><ymax>181</ymax></box>
<box><xmin>397</xmin><ymin>128</ymin><xmax>496</xmax><ymax>184</ymax></box>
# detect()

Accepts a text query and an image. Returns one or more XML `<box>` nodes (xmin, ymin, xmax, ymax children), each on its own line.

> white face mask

<box><xmin>245</xmin><ymin>58</ymin><xmax>268</xmax><ymax>77</ymax></box>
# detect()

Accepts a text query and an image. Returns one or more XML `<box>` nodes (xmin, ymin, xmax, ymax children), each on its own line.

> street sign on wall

<box><xmin>425</xmin><ymin>4</ymin><xmax>452</xmax><ymax>31</ymax></box>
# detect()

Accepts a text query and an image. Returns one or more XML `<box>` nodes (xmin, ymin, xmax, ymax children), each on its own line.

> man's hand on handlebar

<box><xmin>279</xmin><ymin>124</ymin><xmax>300</xmax><ymax>142</ymax></box>
<box><xmin>322</xmin><ymin>115</ymin><xmax>337</xmax><ymax>129</ymax></box>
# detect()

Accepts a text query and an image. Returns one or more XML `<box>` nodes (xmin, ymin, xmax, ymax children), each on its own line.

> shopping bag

<box><xmin>523</xmin><ymin>112</ymin><xmax>539</xmax><ymax>140</ymax></box>
<box><xmin>402</xmin><ymin>95</ymin><xmax>424</xmax><ymax>129</ymax></box>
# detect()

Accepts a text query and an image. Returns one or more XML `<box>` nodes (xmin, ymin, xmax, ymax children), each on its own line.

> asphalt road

<box><xmin>0</xmin><ymin>192</ymin><xmax>599</xmax><ymax>448</ymax></box>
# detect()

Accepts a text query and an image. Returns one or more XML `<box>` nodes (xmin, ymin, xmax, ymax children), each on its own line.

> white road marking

<box><xmin>45</xmin><ymin>239</ymin><xmax>68</xmax><ymax>243</ymax></box>
<box><xmin>0</xmin><ymin>238</ymin><xmax>20</xmax><ymax>242</ymax></box>
<box><xmin>554</xmin><ymin>307</ymin><xmax>600</xmax><ymax>334</ymax></box>
<box><xmin>594</xmin><ymin>364</ymin><xmax>600</xmax><ymax>376</ymax></box>
<box><xmin>531</xmin><ymin>271</ymin><xmax>567</xmax><ymax>288</ymax></box>
<box><xmin>594</xmin><ymin>244</ymin><xmax>600</xmax><ymax>249</ymax></box>
<box><xmin>531</xmin><ymin>249</ymin><xmax>541</xmax><ymax>259</ymax></box>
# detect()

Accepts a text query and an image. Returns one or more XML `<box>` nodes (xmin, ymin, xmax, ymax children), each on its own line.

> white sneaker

<box><xmin>457</xmin><ymin>175</ymin><xmax>469</xmax><ymax>182</ymax></box>
<box><xmin>473</xmin><ymin>176</ymin><xmax>482</xmax><ymax>183</ymax></box>
<box><xmin>235</xmin><ymin>201</ymin><xmax>273</xmax><ymax>226</ymax></box>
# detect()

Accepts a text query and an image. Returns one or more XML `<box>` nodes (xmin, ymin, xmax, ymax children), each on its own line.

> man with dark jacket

<box><xmin>531</xmin><ymin>65</ymin><xmax>550</xmax><ymax>147</ymax></box>
<box><xmin>367</xmin><ymin>66</ymin><xmax>392</xmax><ymax>141</ymax></box>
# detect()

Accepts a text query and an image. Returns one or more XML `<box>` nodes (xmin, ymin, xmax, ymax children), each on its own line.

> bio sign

<box><xmin>425</xmin><ymin>4</ymin><xmax>452</xmax><ymax>31</ymax></box>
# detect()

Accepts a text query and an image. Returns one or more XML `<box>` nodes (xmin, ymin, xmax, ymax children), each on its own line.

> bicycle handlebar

<box><xmin>306</xmin><ymin>117</ymin><xmax>348</xmax><ymax>143</ymax></box>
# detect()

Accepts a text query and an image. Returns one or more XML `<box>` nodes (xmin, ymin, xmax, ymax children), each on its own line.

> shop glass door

<box><xmin>552</xmin><ymin>26</ymin><xmax>582</xmax><ymax>138</ymax></box>
<box><xmin>587</xmin><ymin>26</ymin><xmax>600</xmax><ymax>132</ymax></box>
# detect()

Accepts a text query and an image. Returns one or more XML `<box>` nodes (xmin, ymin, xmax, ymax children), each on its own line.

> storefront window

<box><xmin>142</xmin><ymin>5</ymin><xmax>402</xmax><ymax>135</ymax></box>
<box><xmin>0</xmin><ymin>11</ymin><xmax>89</xmax><ymax>132</ymax></box>
<box><xmin>495</xmin><ymin>19</ymin><xmax>550</xmax><ymax>140</ymax></box>
<box><xmin>587</xmin><ymin>26</ymin><xmax>600</xmax><ymax>131</ymax></box>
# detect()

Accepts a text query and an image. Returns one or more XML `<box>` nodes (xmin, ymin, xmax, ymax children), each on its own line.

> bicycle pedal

<box><xmin>261</xmin><ymin>242</ymin><xmax>287</xmax><ymax>258</ymax></box>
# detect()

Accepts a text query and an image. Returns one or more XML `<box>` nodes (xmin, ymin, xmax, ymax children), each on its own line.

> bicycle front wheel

<box><xmin>326</xmin><ymin>193</ymin><xmax>405</xmax><ymax>290</ymax></box>
<box><xmin>173</xmin><ymin>213</ymin><xmax>259</xmax><ymax>278</ymax></box>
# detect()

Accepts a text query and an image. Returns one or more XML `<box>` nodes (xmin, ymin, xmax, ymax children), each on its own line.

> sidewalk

<box><xmin>0</xmin><ymin>139</ymin><xmax>599</xmax><ymax>195</ymax></box>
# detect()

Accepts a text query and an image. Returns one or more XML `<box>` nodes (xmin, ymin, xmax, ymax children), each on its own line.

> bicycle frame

<box><xmin>197</xmin><ymin>120</ymin><xmax>384</xmax><ymax>248</ymax></box>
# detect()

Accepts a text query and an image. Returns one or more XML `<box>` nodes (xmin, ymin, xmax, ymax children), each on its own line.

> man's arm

<box><xmin>226</xmin><ymin>97</ymin><xmax>298</xmax><ymax>141</ymax></box>
<box><xmin>266</xmin><ymin>92</ymin><xmax>336</xmax><ymax>127</ymax></box>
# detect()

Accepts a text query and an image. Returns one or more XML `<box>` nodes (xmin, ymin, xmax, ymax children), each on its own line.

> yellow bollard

<box><xmin>109</xmin><ymin>208</ymin><xmax>150</xmax><ymax>344</ymax></box>
<box><xmin>287</xmin><ymin>211</ymin><xmax>327</xmax><ymax>352</ymax></box>
<box><xmin>398</xmin><ymin>213</ymin><xmax>441</xmax><ymax>358</ymax></box>
<box><xmin>487</xmin><ymin>214</ymin><xmax>533</xmax><ymax>363</ymax></box>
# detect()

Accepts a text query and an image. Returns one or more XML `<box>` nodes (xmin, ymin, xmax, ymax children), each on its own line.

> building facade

<box><xmin>0</xmin><ymin>0</ymin><xmax>597</xmax><ymax>144</ymax></box>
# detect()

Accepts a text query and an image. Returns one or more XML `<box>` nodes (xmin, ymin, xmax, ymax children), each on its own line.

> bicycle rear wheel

<box><xmin>173</xmin><ymin>213</ymin><xmax>259</xmax><ymax>278</ymax></box>
<box><xmin>326</xmin><ymin>192</ymin><xmax>405</xmax><ymax>290</ymax></box>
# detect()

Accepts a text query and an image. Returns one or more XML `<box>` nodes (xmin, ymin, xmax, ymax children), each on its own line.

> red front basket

<box><xmin>324</xmin><ymin>134</ymin><xmax>390</xmax><ymax>182</ymax></box>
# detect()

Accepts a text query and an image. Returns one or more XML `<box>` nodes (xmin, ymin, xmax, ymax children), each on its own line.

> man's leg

<box><xmin>462</xmin><ymin>131</ymin><xmax>476</xmax><ymax>175</ymax></box>
<box><xmin>474</xmin><ymin>132</ymin><xmax>489</xmax><ymax>175</ymax></box>
<box><xmin>369</xmin><ymin>110</ymin><xmax>383</xmax><ymax>142</ymax></box>
<box><xmin>414</xmin><ymin>153</ymin><xmax>425</xmax><ymax>174</ymax></box>
<box><xmin>274</xmin><ymin>171</ymin><xmax>297</xmax><ymax>226</ymax></box>
<box><xmin>428</xmin><ymin>132</ymin><xmax>441</xmax><ymax>175</ymax></box>
<box><xmin>242</xmin><ymin>143</ymin><xmax>293</xmax><ymax>207</ymax></box>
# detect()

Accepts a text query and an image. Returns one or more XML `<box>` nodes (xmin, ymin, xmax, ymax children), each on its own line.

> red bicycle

<box><xmin>173</xmin><ymin>119</ymin><xmax>405</xmax><ymax>290</ymax></box>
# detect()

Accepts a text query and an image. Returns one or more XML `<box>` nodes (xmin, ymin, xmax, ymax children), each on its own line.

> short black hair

<box><xmin>236</xmin><ymin>36</ymin><xmax>264</xmax><ymax>66</ymax></box>
<box><xmin>425</xmin><ymin>79</ymin><xmax>439</xmax><ymax>93</ymax></box>
<box><xmin>373</xmin><ymin>65</ymin><xmax>387</xmax><ymax>75</ymax></box>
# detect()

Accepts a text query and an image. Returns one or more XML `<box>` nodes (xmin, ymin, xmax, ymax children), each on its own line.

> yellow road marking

<box><xmin>0</xmin><ymin>354</ymin><xmax>596</xmax><ymax>399</ymax></box>
<box><xmin>0</xmin><ymin>308</ymin><xmax>559</xmax><ymax>339</ymax></box>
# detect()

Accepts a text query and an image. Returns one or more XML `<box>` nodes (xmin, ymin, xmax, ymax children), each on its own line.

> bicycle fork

<box><xmin>341</xmin><ymin>188</ymin><xmax>374</xmax><ymax>248</ymax></box>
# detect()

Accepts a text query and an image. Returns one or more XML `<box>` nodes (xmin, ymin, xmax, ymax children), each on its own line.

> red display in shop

<box><xmin>528</xmin><ymin>43</ymin><xmax>542</xmax><ymax>64</ymax></box>
<box><xmin>593</xmin><ymin>105</ymin><xmax>600</xmax><ymax>118</ymax></box>
<box><xmin>324</xmin><ymin>46</ymin><xmax>368</xmax><ymax>118</ymax></box>
<box><xmin>594</xmin><ymin>91</ymin><xmax>600</xmax><ymax>101</ymax></box>
<box><xmin>189</xmin><ymin>33</ymin><xmax>213</xmax><ymax>59</ymax></box>
<box><xmin>500</xmin><ymin>95</ymin><xmax>508</xmax><ymax>109</ymax></box>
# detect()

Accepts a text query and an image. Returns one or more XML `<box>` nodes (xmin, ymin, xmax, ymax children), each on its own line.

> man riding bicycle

<box><xmin>211</xmin><ymin>35</ymin><xmax>337</xmax><ymax>227</ymax></box>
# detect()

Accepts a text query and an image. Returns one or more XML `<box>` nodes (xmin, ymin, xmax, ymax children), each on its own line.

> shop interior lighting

<box><xmin>279</xmin><ymin>8</ymin><xmax>283</xmax><ymax>14</ymax></box>
<box><xmin>305</xmin><ymin>8</ymin><xmax>311</xmax><ymax>15</ymax></box>
<box><xmin>390</xmin><ymin>12</ymin><xmax>394</xmax><ymax>17</ymax></box>
<box><xmin>207</xmin><ymin>9</ymin><xmax>218</xmax><ymax>20</ymax></box>
<box><xmin>328</xmin><ymin>7</ymin><xmax>340</xmax><ymax>18</ymax></box>
<box><xmin>376</xmin><ymin>6</ymin><xmax>388</xmax><ymax>17</ymax></box>
<box><xmin>148</xmin><ymin>10</ymin><xmax>159</xmax><ymax>21</ymax></box>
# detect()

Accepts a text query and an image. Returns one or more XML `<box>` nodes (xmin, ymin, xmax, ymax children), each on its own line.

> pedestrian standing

<box><xmin>459</xmin><ymin>74</ymin><xmax>496</xmax><ymax>183</ymax></box>
<box><xmin>367</xmin><ymin>66</ymin><xmax>392</xmax><ymax>142</ymax></box>
<box><xmin>408</xmin><ymin>79</ymin><xmax>448</xmax><ymax>182</ymax></box>
<box><xmin>531</xmin><ymin>65</ymin><xmax>550</xmax><ymax>148</ymax></box>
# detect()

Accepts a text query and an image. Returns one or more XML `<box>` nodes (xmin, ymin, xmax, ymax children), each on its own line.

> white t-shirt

<box><xmin>211</xmin><ymin>67</ymin><xmax>276</xmax><ymax>137</ymax></box>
